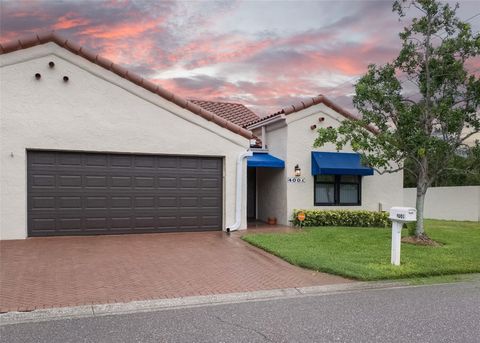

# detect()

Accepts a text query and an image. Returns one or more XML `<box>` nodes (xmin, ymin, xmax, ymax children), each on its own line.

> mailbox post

<box><xmin>388</xmin><ymin>207</ymin><xmax>417</xmax><ymax>266</ymax></box>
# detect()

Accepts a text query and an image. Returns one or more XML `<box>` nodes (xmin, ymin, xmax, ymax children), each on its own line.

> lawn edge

<box><xmin>242</xmin><ymin>233</ymin><xmax>480</xmax><ymax>282</ymax></box>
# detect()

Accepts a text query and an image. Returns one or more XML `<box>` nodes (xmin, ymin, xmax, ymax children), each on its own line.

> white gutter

<box><xmin>261</xmin><ymin>126</ymin><xmax>266</xmax><ymax>150</ymax></box>
<box><xmin>226</xmin><ymin>150</ymin><xmax>253</xmax><ymax>232</ymax></box>
<box><xmin>246</xmin><ymin>115</ymin><xmax>285</xmax><ymax>130</ymax></box>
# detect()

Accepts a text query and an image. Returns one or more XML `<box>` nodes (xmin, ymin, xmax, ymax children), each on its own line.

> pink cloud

<box><xmin>175</xmin><ymin>34</ymin><xmax>278</xmax><ymax>69</ymax></box>
<box><xmin>1</xmin><ymin>0</ymin><xmax>478</xmax><ymax>117</ymax></box>
<box><xmin>77</xmin><ymin>19</ymin><xmax>161</xmax><ymax>40</ymax></box>
<box><xmin>52</xmin><ymin>13</ymin><xmax>90</xmax><ymax>30</ymax></box>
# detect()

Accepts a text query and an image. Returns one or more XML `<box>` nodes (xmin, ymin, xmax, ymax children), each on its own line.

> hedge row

<box><xmin>292</xmin><ymin>209</ymin><xmax>390</xmax><ymax>228</ymax></box>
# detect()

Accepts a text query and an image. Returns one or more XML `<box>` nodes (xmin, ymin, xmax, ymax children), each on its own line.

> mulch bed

<box><xmin>402</xmin><ymin>234</ymin><xmax>443</xmax><ymax>247</ymax></box>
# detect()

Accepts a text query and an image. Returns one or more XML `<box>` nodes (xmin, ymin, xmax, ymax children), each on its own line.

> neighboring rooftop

<box><xmin>189</xmin><ymin>99</ymin><xmax>260</xmax><ymax>128</ymax></box>
<box><xmin>0</xmin><ymin>31</ymin><xmax>254</xmax><ymax>139</ymax></box>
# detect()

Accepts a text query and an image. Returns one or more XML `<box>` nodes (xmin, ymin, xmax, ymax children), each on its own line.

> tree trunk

<box><xmin>415</xmin><ymin>158</ymin><xmax>428</xmax><ymax>237</ymax></box>
<box><xmin>415</xmin><ymin>185</ymin><xmax>426</xmax><ymax>237</ymax></box>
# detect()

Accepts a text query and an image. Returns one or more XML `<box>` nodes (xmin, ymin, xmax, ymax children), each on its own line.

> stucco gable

<box><xmin>1</xmin><ymin>46</ymin><xmax>253</xmax><ymax>149</ymax></box>
<box><xmin>0</xmin><ymin>31</ymin><xmax>253</xmax><ymax>141</ymax></box>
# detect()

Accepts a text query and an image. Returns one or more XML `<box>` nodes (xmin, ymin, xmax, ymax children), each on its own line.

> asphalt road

<box><xmin>1</xmin><ymin>282</ymin><xmax>479</xmax><ymax>343</ymax></box>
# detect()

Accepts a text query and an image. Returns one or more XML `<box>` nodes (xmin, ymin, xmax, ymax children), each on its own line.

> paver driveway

<box><xmin>0</xmin><ymin>229</ymin><xmax>350</xmax><ymax>313</ymax></box>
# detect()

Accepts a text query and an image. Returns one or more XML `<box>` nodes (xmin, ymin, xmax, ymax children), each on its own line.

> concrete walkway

<box><xmin>0</xmin><ymin>228</ymin><xmax>349</xmax><ymax>313</ymax></box>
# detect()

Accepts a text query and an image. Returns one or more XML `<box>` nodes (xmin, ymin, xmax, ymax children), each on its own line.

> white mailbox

<box><xmin>389</xmin><ymin>207</ymin><xmax>417</xmax><ymax>223</ymax></box>
<box><xmin>389</xmin><ymin>207</ymin><xmax>417</xmax><ymax>266</ymax></box>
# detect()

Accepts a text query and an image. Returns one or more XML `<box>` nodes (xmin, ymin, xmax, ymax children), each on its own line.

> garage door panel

<box><xmin>28</xmin><ymin>151</ymin><xmax>223</xmax><ymax>236</ymax></box>
<box><xmin>30</xmin><ymin>152</ymin><xmax>56</xmax><ymax>165</ymax></box>
<box><xmin>85</xmin><ymin>176</ymin><xmax>108</xmax><ymax>187</ymax></box>
<box><xmin>111</xmin><ymin>196</ymin><xmax>132</xmax><ymax>208</ymax></box>
<box><xmin>111</xmin><ymin>217</ymin><xmax>132</xmax><ymax>229</ymax></box>
<box><xmin>157</xmin><ymin>177</ymin><xmax>177</xmax><ymax>188</ymax></box>
<box><xmin>179</xmin><ymin>177</ymin><xmax>198</xmax><ymax>188</ymax></box>
<box><xmin>58</xmin><ymin>196</ymin><xmax>82</xmax><ymax>209</ymax></box>
<box><xmin>58</xmin><ymin>153</ymin><xmax>83</xmax><ymax>166</ymax></box>
<box><xmin>110</xmin><ymin>155</ymin><xmax>133</xmax><ymax>167</ymax></box>
<box><xmin>157</xmin><ymin>196</ymin><xmax>177</xmax><ymax>207</ymax></box>
<box><xmin>58</xmin><ymin>218</ymin><xmax>82</xmax><ymax>230</ymax></box>
<box><xmin>179</xmin><ymin>216</ymin><xmax>199</xmax><ymax>228</ymax></box>
<box><xmin>179</xmin><ymin>157</ymin><xmax>199</xmax><ymax>169</ymax></box>
<box><xmin>32</xmin><ymin>175</ymin><xmax>56</xmax><ymax>187</ymax></box>
<box><xmin>134</xmin><ymin>196</ymin><xmax>155</xmax><ymax>209</ymax></box>
<box><xmin>134</xmin><ymin>176</ymin><xmax>155</xmax><ymax>188</ymax></box>
<box><xmin>156</xmin><ymin>157</ymin><xmax>177</xmax><ymax>168</ymax></box>
<box><xmin>111</xmin><ymin>176</ymin><xmax>132</xmax><ymax>187</ymax></box>
<box><xmin>85</xmin><ymin>154</ymin><xmax>108</xmax><ymax>167</ymax></box>
<box><xmin>134</xmin><ymin>155</ymin><xmax>156</xmax><ymax>168</ymax></box>
<box><xmin>85</xmin><ymin>217</ymin><xmax>108</xmax><ymax>229</ymax></box>
<box><xmin>202</xmin><ymin>215</ymin><xmax>221</xmax><ymax>225</ymax></box>
<box><xmin>134</xmin><ymin>216</ymin><xmax>156</xmax><ymax>228</ymax></box>
<box><xmin>58</xmin><ymin>175</ymin><xmax>83</xmax><ymax>188</ymax></box>
<box><xmin>31</xmin><ymin>196</ymin><xmax>56</xmax><ymax>209</ymax></box>
<box><xmin>31</xmin><ymin>218</ymin><xmax>56</xmax><ymax>230</ymax></box>
<box><xmin>85</xmin><ymin>196</ymin><xmax>108</xmax><ymax>209</ymax></box>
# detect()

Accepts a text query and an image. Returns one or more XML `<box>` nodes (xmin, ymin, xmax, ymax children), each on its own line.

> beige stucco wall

<box><xmin>256</xmin><ymin>168</ymin><xmax>286</xmax><ymax>223</ymax></box>
<box><xmin>404</xmin><ymin>186</ymin><xmax>480</xmax><ymax>221</ymax></box>
<box><xmin>263</xmin><ymin>103</ymin><xmax>404</xmax><ymax>225</ymax></box>
<box><xmin>0</xmin><ymin>43</ymin><xmax>249</xmax><ymax>239</ymax></box>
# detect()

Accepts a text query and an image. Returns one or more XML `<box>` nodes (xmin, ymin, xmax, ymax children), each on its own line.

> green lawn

<box><xmin>242</xmin><ymin>220</ymin><xmax>480</xmax><ymax>281</ymax></box>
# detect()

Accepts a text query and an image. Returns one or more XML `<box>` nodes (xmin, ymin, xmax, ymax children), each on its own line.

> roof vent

<box><xmin>48</xmin><ymin>61</ymin><xmax>55</xmax><ymax>68</ymax></box>
<box><xmin>35</xmin><ymin>73</ymin><xmax>41</xmax><ymax>80</ymax></box>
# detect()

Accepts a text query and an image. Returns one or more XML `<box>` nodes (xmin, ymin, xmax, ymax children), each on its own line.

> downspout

<box><xmin>226</xmin><ymin>150</ymin><xmax>253</xmax><ymax>232</ymax></box>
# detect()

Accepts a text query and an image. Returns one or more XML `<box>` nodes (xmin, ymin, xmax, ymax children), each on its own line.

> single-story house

<box><xmin>0</xmin><ymin>32</ymin><xmax>403</xmax><ymax>240</ymax></box>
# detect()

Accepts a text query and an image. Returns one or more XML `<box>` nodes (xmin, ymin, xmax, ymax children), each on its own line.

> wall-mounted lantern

<box><xmin>294</xmin><ymin>164</ymin><xmax>301</xmax><ymax>177</ymax></box>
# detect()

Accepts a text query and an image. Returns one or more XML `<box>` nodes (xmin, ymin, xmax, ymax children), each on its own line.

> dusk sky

<box><xmin>1</xmin><ymin>0</ymin><xmax>479</xmax><ymax>116</ymax></box>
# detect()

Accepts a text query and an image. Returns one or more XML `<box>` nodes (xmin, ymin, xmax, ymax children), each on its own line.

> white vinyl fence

<box><xmin>403</xmin><ymin>186</ymin><xmax>480</xmax><ymax>222</ymax></box>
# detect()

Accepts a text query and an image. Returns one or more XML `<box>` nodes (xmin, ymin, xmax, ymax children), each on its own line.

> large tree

<box><xmin>314</xmin><ymin>0</ymin><xmax>480</xmax><ymax>238</ymax></box>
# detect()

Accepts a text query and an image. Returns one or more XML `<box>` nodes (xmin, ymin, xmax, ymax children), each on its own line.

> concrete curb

<box><xmin>0</xmin><ymin>281</ymin><xmax>411</xmax><ymax>325</ymax></box>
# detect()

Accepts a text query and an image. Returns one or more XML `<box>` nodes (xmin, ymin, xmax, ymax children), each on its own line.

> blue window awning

<box><xmin>311</xmin><ymin>151</ymin><xmax>374</xmax><ymax>176</ymax></box>
<box><xmin>247</xmin><ymin>152</ymin><xmax>285</xmax><ymax>168</ymax></box>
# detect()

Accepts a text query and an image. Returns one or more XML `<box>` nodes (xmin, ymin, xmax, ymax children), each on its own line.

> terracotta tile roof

<box><xmin>0</xmin><ymin>31</ymin><xmax>253</xmax><ymax>140</ymax></box>
<box><xmin>189</xmin><ymin>99</ymin><xmax>260</xmax><ymax>128</ymax></box>
<box><xmin>244</xmin><ymin>112</ymin><xmax>281</xmax><ymax>127</ymax></box>
<box><xmin>244</xmin><ymin>94</ymin><xmax>378</xmax><ymax>133</ymax></box>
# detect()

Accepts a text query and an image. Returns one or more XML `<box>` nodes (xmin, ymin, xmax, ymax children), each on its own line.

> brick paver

<box><xmin>0</xmin><ymin>228</ymin><xmax>350</xmax><ymax>313</ymax></box>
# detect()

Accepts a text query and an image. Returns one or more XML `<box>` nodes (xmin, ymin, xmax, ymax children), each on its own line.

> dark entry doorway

<box><xmin>247</xmin><ymin>168</ymin><xmax>256</xmax><ymax>220</ymax></box>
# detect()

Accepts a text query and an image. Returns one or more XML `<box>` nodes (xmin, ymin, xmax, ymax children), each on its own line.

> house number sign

<box><xmin>287</xmin><ymin>177</ymin><xmax>306</xmax><ymax>183</ymax></box>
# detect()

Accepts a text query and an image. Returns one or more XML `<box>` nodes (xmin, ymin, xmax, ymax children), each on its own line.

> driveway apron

<box><xmin>0</xmin><ymin>230</ymin><xmax>350</xmax><ymax>312</ymax></box>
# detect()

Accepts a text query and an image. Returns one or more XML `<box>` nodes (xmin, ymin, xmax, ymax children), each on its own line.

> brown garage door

<box><xmin>27</xmin><ymin>151</ymin><xmax>223</xmax><ymax>236</ymax></box>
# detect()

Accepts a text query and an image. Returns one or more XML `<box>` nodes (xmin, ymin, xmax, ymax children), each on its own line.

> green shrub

<box><xmin>292</xmin><ymin>209</ymin><xmax>390</xmax><ymax>228</ymax></box>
